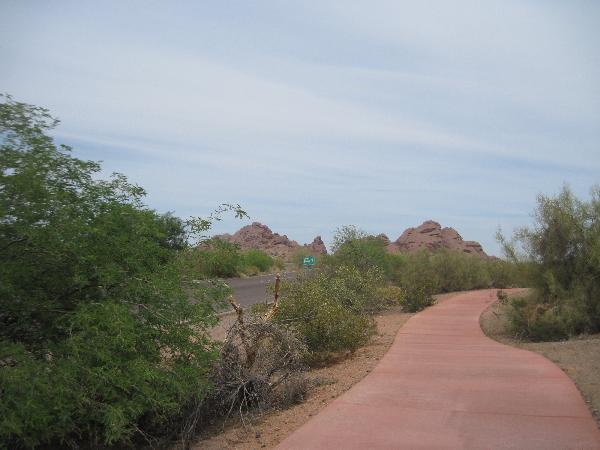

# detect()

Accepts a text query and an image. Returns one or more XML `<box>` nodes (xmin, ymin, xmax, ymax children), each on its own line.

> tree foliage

<box><xmin>327</xmin><ymin>225</ymin><xmax>388</xmax><ymax>271</ymax></box>
<box><xmin>0</xmin><ymin>95</ymin><xmax>239</xmax><ymax>447</ymax></box>
<box><xmin>500</xmin><ymin>185</ymin><xmax>600</xmax><ymax>340</ymax></box>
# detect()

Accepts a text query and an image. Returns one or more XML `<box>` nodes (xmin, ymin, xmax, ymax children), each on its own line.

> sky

<box><xmin>1</xmin><ymin>1</ymin><xmax>599</xmax><ymax>255</ymax></box>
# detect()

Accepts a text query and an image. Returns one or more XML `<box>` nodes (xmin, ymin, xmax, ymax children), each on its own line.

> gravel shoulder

<box><xmin>480</xmin><ymin>294</ymin><xmax>600</xmax><ymax>428</ymax></box>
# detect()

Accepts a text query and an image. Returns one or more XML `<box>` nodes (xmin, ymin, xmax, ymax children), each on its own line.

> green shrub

<box><xmin>508</xmin><ymin>291</ymin><xmax>591</xmax><ymax>341</ymax></box>
<box><xmin>393</xmin><ymin>250</ymin><xmax>441</xmax><ymax>294</ymax></box>
<box><xmin>325</xmin><ymin>265</ymin><xmax>388</xmax><ymax>314</ymax></box>
<box><xmin>388</xmin><ymin>249</ymin><xmax>523</xmax><ymax>298</ymax></box>
<box><xmin>384</xmin><ymin>253</ymin><xmax>408</xmax><ymax>281</ymax></box>
<box><xmin>195</xmin><ymin>244</ymin><xmax>275</xmax><ymax>278</ymax></box>
<box><xmin>242</xmin><ymin>249</ymin><xmax>274</xmax><ymax>273</ymax></box>
<box><xmin>326</xmin><ymin>225</ymin><xmax>390</xmax><ymax>272</ymax></box>
<box><xmin>376</xmin><ymin>285</ymin><xmax>406</xmax><ymax>307</ymax></box>
<box><xmin>195</xmin><ymin>238</ymin><xmax>244</xmax><ymax>278</ymax></box>
<box><xmin>324</xmin><ymin>224</ymin><xmax>525</xmax><ymax>317</ymax></box>
<box><xmin>508</xmin><ymin>296</ymin><xmax>568</xmax><ymax>341</ymax></box>
<box><xmin>281</xmin><ymin>298</ymin><xmax>374</xmax><ymax>356</ymax></box>
<box><xmin>500</xmin><ymin>185</ymin><xmax>600</xmax><ymax>339</ymax></box>
<box><xmin>0</xmin><ymin>95</ymin><xmax>236</xmax><ymax>448</ymax></box>
<box><xmin>488</xmin><ymin>258</ymin><xmax>525</xmax><ymax>288</ymax></box>
<box><xmin>401</xmin><ymin>284</ymin><xmax>436</xmax><ymax>313</ymax></box>
<box><xmin>274</xmin><ymin>267</ymin><xmax>378</xmax><ymax>356</ymax></box>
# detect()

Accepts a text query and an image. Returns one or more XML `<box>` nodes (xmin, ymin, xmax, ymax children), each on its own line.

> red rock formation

<box><xmin>306</xmin><ymin>236</ymin><xmax>327</xmax><ymax>254</ymax></box>
<box><xmin>216</xmin><ymin>220</ymin><xmax>488</xmax><ymax>260</ymax></box>
<box><xmin>389</xmin><ymin>220</ymin><xmax>489</xmax><ymax>258</ymax></box>
<box><xmin>215</xmin><ymin>222</ymin><xmax>327</xmax><ymax>259</ymax></box>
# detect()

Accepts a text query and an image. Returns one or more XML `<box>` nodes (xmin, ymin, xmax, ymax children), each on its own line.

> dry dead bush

<box><xmin>177</xmin><ymin>309</ymin><xmax>307</xmax><ymax>447</ymax></box>
<box><xmin>210</xmin><ymin>314</ymin><xmax>308</xmax><ymax>419</ymax></box>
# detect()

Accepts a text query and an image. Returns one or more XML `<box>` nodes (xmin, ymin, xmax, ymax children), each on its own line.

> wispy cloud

<box><xmin>1</xmin><ymin>1</ymin><xmax>598</xmax><ymax>255</ymax></box>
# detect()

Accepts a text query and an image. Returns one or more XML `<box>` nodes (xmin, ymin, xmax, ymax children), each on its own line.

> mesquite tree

<box><xmin>0</xmin><ymin>94</ymin><xmax>242</xmax><ymax>448</ymax></box>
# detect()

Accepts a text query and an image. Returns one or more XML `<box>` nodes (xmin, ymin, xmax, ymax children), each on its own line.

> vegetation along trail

<box><xmin>277</xmin><ymin>289</ymin><xmax>600</xmax><ymax>450</ymax></box>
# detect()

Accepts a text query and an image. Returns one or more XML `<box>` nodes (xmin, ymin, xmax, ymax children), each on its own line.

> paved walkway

<box><xmin>277</xmin><ymin>289</ymin><xmax>600</xmax><ymax>449</ymax></box>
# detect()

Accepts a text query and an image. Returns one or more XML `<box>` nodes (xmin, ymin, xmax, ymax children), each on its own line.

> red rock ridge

<box><xmin>214</xmin><ymin>222</ymin><xmax>327</xmax><ymax>259</ymax></box>
<box><xmin>389</xmin><ymin>220</ymin><xmax>489</xmax><ymax>258</ymax></box>
<box><xmin>215</xmin><ymin>220</ymin><xmax>490</xmax><ymax>260</ymax></box>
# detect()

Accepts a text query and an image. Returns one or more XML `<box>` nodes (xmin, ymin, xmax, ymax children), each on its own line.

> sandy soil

<box><xmin>210</xmin><ymin>311</ymin><xmax>238</xmax><ymax>342</ymax></box>
<box><xmin>480</xmin><ymin>296</ymin><xmax>600</xmax><ymax>428</ymax></box>
<box><xmin>194</xmin><ymin>293</ymin><xmax>461</xmax><ymax>449</ymax></box>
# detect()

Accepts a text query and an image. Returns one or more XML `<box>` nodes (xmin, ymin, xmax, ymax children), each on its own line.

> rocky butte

<box><xmin>215</xmin><ymin>222</ymin><xmax>327</xmax><ymax>260</ymax></box>
<box><xmin>383</xmin><ymin>220</ymin><xmax>490</xmax><ymax>258</ymax></box>
<box><xmin>216</xmin><ymin>220</ymin><xmax>490</xmax><ymax>260</ymax></box>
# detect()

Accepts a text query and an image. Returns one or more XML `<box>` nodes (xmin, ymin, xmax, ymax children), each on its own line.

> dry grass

<box><xmin>480</xmin><ymin>296</ymin><xmax>600</xmax><ymax>428</ymax></box>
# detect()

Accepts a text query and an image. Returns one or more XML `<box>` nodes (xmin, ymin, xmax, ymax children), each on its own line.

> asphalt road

<box><xmin>225</xmin><ymin>271</ymin><xmax>296</xmax><ymax>308</ymax></box>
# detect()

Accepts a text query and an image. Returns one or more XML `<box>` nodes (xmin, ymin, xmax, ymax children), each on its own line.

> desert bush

<box><xmin>376</xmin><ymin>285</ymin><xmax>406</xmax><ymax>307</ymax></box>
<box><xmin>274</xmin><ymin>268</ymin><xmax>378</xmax><ymax>357</ymax></box>
<box><xmin>327</xmin><ymin>225</ymin><xmax>388</xmax><ymax>271</ymax></box>
<box><xmin>195</xmin><ymin>242</ymin><xmax>276</xmax><ymax>278</ymax></box>
<box><xmin>275</xmin><ymin>373</ymin><xmax>311</xmax><ymax>407</ymax></box>
<box><xmin>500</xmin><ymin>185</ymin><xmax>600</xmax><ymax>339</ymax></box>
<box><xmin>242</xmin><ymin>249</ymin><xmax>274</xmax><ymax>273</ymax></box>
<box><xmin>384</xmin><ymin>252</ymin><xmax>408</xmax><ymax>281</ymax></box>
<box><xmin>325</xmin><ymin>225</ymin><xmax>524</xmax><ymax>317</ymax></box>
<box><xmin>0</xmin><ymin>95</ymin><xmax>242</xmax><ymax>448</ymax></box>
<box><xmin>393</xmin><ymin>250</ymin><xmax>441</xmax><ymax>293</ymax></box>
<box><xmin>508</xmin><ymin>296</ymin><xmax>568</xmax><ymax>341</ymax></box>
<box><xmin>487</xmin><ymin>258</ymin><xmax>526</xmax><ymax>288</ymax></box>
<box><xmin>508</xmin><ymin>290</ymin><xmax>592</xmax><ymax>341</ymax></box>
<box><xmin>390</xmin><ymin>249</ymin><xmax>523</xmax><ymax>297</ymax></box>
<box><xmin>207</xmin><ymin>313</ymin><xmax>307</xmax><ymax>418</ymax></box>
<box><xmin>195</xmin><ymin>238</ymin><xmax>244</xmax><ymax>278</ymax></box>
<box><xmin>400</xmin><ymin>284</ymin><xmax>436</xmax><ymax>313</ymax></box>
<box><xmin>273</xmin><ymin>257</ymin><xmax>286</xmax><ymax>271</ymax></box>
<box><xmin>173</xmin><ymin>305</ymin><xmax>309</xmax><ymax>446</ymax></box>
<box><xmin>320</xmin><ymin>264</ymin><xmax>387</xmax><ymax>314</ymax></box>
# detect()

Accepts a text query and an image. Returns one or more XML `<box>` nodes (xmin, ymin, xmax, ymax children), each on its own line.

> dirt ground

<box><xmin>194</xmin><ymin>293</ymin><xmax>461</xmax><ymax>449</ymax></box>
<box><xmin>480</xmin><ymin>297</ymin><xmax>600</xmax><ymax>428</ymax></box>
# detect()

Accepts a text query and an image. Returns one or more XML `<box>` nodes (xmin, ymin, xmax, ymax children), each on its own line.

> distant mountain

<box><xmin>215</xmin><ymin>220</ymin><xmax>490</xmax><ymax>260</ymax></box>
<box><xmin>382</xmin><ymin>220</ymin><xmax>490</xmax><ymax>258</ymax></box>
<box><xmin>214</xmin><ymin>222</ymin><xmax>327</xmax><ymax>259</ymax></box>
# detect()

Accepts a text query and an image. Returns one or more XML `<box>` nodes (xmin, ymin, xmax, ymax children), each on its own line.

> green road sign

<box><xmin>303</xmin><ymin>256</ymin><xmax>316</xmax><ymax>267</ymax></box>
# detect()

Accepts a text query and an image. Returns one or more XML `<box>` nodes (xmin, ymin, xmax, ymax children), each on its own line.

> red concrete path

<box><xmin>277</xmin><ymin>289</ymin><xmax>600</xmax><ymax>449</ymax></box>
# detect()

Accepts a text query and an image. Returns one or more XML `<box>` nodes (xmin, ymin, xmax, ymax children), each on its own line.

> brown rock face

<box><xmin>215</xmin><ymin>222</ymin><xmax>327</xmax><ymax>259</ymax></box>
<box><xmin>390</xmin><ymin>220</ymin><xmax>489</xmax><ymax>258</ymax></box>
<box><xmin>306</xmin><ymin>236</ymin><xmax>327</xmax><ymax>254</ymax></box>
<box><xmin>216</xmin><ymin>220</ymin><xmax>487</xmax><ymax>260</ymax></box>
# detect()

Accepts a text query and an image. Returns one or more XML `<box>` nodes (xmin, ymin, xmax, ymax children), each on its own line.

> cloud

<box><xmin>1</xmin><ymin>1</ymin><xmax>599</xmax><ymax>255</ymax></box>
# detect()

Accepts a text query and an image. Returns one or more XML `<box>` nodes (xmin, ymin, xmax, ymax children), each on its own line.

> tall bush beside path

<box><xmin>499</xmin><ymin>185</ymin><xmax>600</xmax><ymax>340</ymax></box>
<box><xmin>0</xmin><ymin>95</ymin><xmax>241</xmax><ymax>447</ymax></box>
